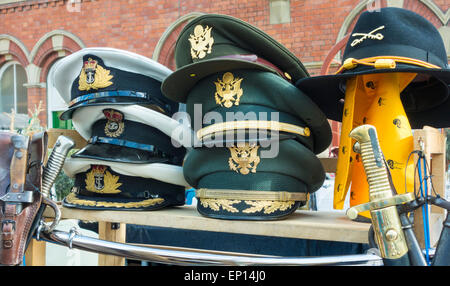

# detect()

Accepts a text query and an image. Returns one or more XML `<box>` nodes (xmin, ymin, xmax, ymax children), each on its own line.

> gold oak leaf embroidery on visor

<box><xmin>214</xmin><ymin>72</ymin><xmax>244</xmax><ymax>108</ymax></box>
<box><xmin>189</xmin><ymin>25</ymin><xmax>214</xmax><ymax>59</ymax></box>
<box><xmin>78</xmin><ymin>58</ymin><xmax>114</xmax><ymax>91</ymax></box>
<box><xmin>351</xmin><ymin>25</ymin><xmax>385</xmax><ymax>47</ymax></box>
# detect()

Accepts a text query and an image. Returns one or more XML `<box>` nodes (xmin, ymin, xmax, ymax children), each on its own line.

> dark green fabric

<box><xmin>187</xmin><ymin>69</ymin><xmax>332</xmax><ymax>154</ymax></box>
<box><xmin>198</xmin><ymin>172</ymin><xmax>309</xmax><ymax>193</ymax></box>
<box><xmin>183</xmin><ymin>139</ymin><xmax>325</xmax><ymax>193</ymax></box>
<box><xmin>162</xmin><ymin>13</ymin><xmax>309</xmax><ymax>103</ymax></box>
<box><xmin>175</xmin><ymin>14</ymin><xmax>308</xmax><ymax>81</ymax></box>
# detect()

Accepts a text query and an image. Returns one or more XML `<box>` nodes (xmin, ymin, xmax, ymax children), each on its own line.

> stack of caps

<box><xmin>162</xmin><ymin>14</ymin><xmax>332</xmax><ymax>220</ymax></box>
<box><xmin>54</xmin><ymin>47</ymin><xmax>191</xmax><ymax>211</ymax></box>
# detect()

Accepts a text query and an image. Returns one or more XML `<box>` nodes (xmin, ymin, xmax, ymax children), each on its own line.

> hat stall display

<box><xmin>162</xmin><ymin>13</ymin><xmax>310</xmax><ymax>103</ymax></box>
<box><xmin>295</xmin><ymin>7</ymin><xmax>450</xmax><ymax>129</ymax></box>
<box><xmin>52</xmin><ymin>47</ymin><xmax>178</xmax><ymax>120</ymax></box>
<box><xmin>62</xmin><ymin>158</ymin><xmax>189</xmax><ymax>211</ymax></box>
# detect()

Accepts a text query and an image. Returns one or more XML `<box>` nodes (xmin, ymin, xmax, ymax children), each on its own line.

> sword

<box><xmin>346</xmin><ymin>125</ymin><xmax>415</xmax><ymax>266</ymax></box>
<box><xmin>40</xmin><ymin>135</ymin><xmax>74</xmax><ymax>233</ymax></box>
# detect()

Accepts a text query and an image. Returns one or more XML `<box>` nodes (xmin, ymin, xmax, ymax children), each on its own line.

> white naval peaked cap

<box><xmin>63</xmin><ymin>157</ymin><xmax>190</xmax><ymax>188</ymax></box>
<box><xmin>71</xmin><ymin>104</ymin><xmax>195</xmax><ymax>149</ymax></box>
<box><xmin>52</xmin><ymin>47</ymin><xmax>173</xmax><ymax>103</ymax></box>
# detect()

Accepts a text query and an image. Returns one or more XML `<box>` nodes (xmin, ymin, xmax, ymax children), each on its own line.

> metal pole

<box><xmin>39</xmin><ymin>229</ymin><xmax>383</xmax><ymax>266</ymax></box>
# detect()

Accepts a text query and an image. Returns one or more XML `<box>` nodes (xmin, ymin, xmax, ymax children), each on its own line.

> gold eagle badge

<box><xmin>214</xmin><ymin>72</ymin><xmax>244</xmax><ymax>108</ymax></box>
<box><xmin>228</xmin><ymin>143</ymin><xmax>261</xmax><ymax>175</ymax></box>
<box><xmin>189</xmin><ymin>25</ymin><xmax>214</xmax><ymax>60</ymax></box>
<box><xmin>78</xmin><ymin>58</ymin><xmax>114</xmax><ymax>91</ymax></box>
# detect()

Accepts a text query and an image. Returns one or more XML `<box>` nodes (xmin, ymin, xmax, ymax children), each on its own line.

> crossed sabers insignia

<box><xmin>351</xmin><ymin>25</ymin><xmax>385</xmax><ymax>47</ymax></box>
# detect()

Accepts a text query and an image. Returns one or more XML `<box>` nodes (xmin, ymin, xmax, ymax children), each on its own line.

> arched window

<box><xmin>0</xmin><ymin>61</ymin><xmax>27</xmax><ymax>114</ymax></box>
<box><xmin>46</xmin><ymin>59</ymin><xmax>72</xmax><ymax>129</ymax></box>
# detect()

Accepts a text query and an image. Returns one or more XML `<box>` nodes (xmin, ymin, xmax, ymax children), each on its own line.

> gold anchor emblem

<box><xmin>214</xmin><ymin>72</ymin><xmax>244</xmax><ymax>108</ymax></box>
<box><xmin>78</xmin><ymin>58</ymin><xmax>114</xmax><ymax>91</ymax></box>
<box><xmin>228</xmin><ymin>143</ymin><xmax>261</xmax><ymax>175</ymax></box>
<box><xmin>85</xmin><ymin>165</ymin><xmax>122</xmax><ymax>194</ymax></box>
<box><xmin>189</xmin><ymin>25</ymin><xmax>214</xmax><ymax>60</ymax></box>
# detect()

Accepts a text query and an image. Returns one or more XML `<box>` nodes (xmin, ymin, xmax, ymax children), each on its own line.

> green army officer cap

<box><xmin>187</xmin><ymin>69</ymin><xmax>332</xmax><ymax>154</ymax></box>
<box><xmin>183</xmin><ymin>139</ymin><xmax>325</xmax><ymax>220</ymax></box>
<box><xmin>162</xmin><ymin>13</ymin><xmax>309</xmax><ymax>102</ymax></box>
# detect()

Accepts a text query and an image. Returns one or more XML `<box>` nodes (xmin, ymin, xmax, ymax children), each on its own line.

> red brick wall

<box><xmin>0</xmin><ymin>0</ymin><xmax>449</xmax><ymax>145</ymax></box>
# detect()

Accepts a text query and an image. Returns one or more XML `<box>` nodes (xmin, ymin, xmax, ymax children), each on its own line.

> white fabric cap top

<box><xmin>63</xmin><ymin>157</ymin><xmax>190</xmax><ymax>188</ymax></box>
<box><xmin>51</xmin><ymin>47</ymin><xmax>173</xmax><ymax>103</ymax></box>
<box><xmin>71</xmin><ymin>104</ymin><xmax>194</xmax><ymax>148</ymax></box>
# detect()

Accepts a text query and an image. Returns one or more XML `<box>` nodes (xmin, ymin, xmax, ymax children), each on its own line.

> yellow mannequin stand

<box><xmin>334</xmin><ymin>72</ymin><xmax>417</xmax><ymax>219</ymax></box>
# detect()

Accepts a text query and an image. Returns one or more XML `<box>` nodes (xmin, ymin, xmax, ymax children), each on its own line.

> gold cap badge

<box><xmin>78</xmin><ymin>58</ymin><xmax>114</xmax><ymax>91</ymax></box>
<box><xmin>228</xmin><ymin>143</ymin><xmax>261</xmax><ymax>175</ymax></box>
<box><xmin>189</xmin><ymin>25</ymin><xmax>214</xmax><ymax>60</ymax></box>
<box><xmin>103</xmin><ymin>109</ymin><xmax>125</xmax><ymax>137</ymax></box>
<box><xmin>85</xmin><ymin>165</ymin><xmax>122</xmax><ymax>194</ymax></box>
<box><xmin>214</xmin><ymin>72</ymin><xmax>244</xmax><ymax>108</ymax></box>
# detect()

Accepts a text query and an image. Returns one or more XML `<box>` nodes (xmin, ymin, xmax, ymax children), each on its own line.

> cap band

<box><xmin>196</xmin><ymin>188</ymin><xmax>307</xmax><ymax>201</ymax></box>
<box><xmin>69</xmin><ymin>90</ymin><xmax>149</xmax><ymax>107</ymax></box>
<box><xmin>88</xmin><ymin>136</ymin><xmax>157</xmax><ymax>152</ymax></box>
<box><xmin>196</xmin><ymin>120</ymin><xmax>310</xmax><ymax>139</ymax></box>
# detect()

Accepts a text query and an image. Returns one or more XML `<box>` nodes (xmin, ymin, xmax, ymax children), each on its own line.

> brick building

<box><xmin>0</xmin><ymin>0</ymin><xmax>449</xmax><ymax>152</ymax></box>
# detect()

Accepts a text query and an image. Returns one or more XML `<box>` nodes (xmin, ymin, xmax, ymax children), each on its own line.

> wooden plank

<box><xmin>24</xmin><ymin>239</ymin><xmax>46</xmax><ymax>266</ymax></box>
<box><xmin>47</xmin><ymin>128</ymin><xmax>87</xmax><ymax>149</ymax></box>
<box><xmin>98</xmin><ymin>222</ymin><xmax>126</xmax><ymax>266</ymax></box>
<box><xmin>44</xmin><ymin>206</ymin><xmax>369</xmax><ymax>244</ymax></box>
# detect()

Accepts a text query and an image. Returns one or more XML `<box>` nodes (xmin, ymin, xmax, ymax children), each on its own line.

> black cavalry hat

<box><xmin>52</xmin><ymin>48</ymin><xmax>179</xmax><ymax>120</ymax></box>
<box><xmin>295</xmin><ymin>7</ymin><xmax>450</xmax><ymax>129</ymax></box>
<box><xmin>162</xmin><ymin>13</ymin><xmax>309</xmax><ymax>102</ymax></box>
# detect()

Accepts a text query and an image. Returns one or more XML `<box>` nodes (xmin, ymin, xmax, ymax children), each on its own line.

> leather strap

<box><xmin>1</xmin><ymin>132</ymin><xmax>46</xmax><ymax>266</ymax></box>
<box><xmin>1</xmin><ymin>135</ymin><xmax>30</xmax><ymax>257</ymax></box>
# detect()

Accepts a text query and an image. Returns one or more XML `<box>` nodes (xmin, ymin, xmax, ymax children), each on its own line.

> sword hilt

<box><xmin>347</xmin><ymin>125</ymin><xmax>412</xmax><ymax>262</ymax></box>
<box><xmin>42</xmin><ymin>135</ymin><xmax>75</xmax><ymax>198</ymax></box>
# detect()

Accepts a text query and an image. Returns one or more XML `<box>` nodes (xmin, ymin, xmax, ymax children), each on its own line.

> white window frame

<box><xmin>0</xmin><ymin>60</ymin><xmax>24</xmax><ymax>114</ymax></box>
<box><xmin>46</xmin><ymin>59</ymin><xmax>68</xmax><ymax>128</ymax></box>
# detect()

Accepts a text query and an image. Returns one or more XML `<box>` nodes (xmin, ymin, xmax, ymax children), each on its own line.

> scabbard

<box><xmin>430</xmin><ymin>196</ymin><xmax>450</xmax><ymax>266</ymax></box>
<box><xmin>382</xmin><ymin>253</ymin><xmax>411</xmax><ymax>266</ymax></box>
